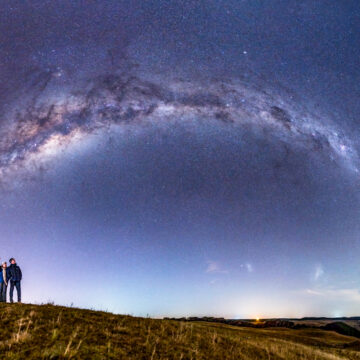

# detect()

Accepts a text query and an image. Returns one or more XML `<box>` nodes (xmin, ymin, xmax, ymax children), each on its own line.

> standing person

<box><xmin>8</xmin><ymin>258</ymin><xmax>22</xmax><ymax>303</ymax></box>
<box><xmin>0</xmin><ymin>262</ymin><xmax>9</xmax><ymax>302</ymax></box>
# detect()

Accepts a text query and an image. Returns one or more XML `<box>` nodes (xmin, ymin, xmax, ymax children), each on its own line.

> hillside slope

<box><xmin>0</xmin><ymin>303</ymin><xmax>360</xmax><ymax>359</ymax></box>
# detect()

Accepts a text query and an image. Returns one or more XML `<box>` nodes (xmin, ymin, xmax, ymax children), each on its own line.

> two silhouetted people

<box><xmin>0</xmin><ymin>258</ymin><xmax>22</xmax><ymax>303</ymax></box>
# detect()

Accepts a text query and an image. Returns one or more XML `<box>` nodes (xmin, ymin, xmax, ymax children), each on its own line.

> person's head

<box><xmin>2</xmin><ymin>262</ymin><xmax>6</xmax><ymax>268</ymax></box>
<box><xmin>9</xmin><ymin>258</ymin><xmax>15</xmax><ymax>265</ymax></box>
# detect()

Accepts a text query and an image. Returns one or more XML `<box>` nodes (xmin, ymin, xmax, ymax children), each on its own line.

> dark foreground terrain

<box><xmin>1</xmin><ymin>303</ymin><xmax>360</xmax><ymax>359</ymax></box>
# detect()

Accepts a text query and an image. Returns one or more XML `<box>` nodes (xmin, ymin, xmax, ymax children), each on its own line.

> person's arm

<box><xmin>19</xmin><ymin>267</ymin><xmax>22</xmax><ymax>281</ymax></box>
<box><xmin>7</xmin><ymin>269</ymin><xmax>12</xmax><ymax>282</ymax></box>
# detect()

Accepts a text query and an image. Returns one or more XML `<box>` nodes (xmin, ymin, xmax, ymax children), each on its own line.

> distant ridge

<box><xmin>165</xmin><ymin>316</ymin><xmax>360</xmax><ymax>338</ymax></box>
<box><xmin>299</xmin><ymin>317</ymin><xmax>360</xmax><ymax>321</ymax></box>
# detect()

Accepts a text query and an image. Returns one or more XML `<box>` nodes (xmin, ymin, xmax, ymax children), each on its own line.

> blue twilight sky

<box><xmin>0</xmin><ymin>0</ymin><xmax>360</xmax><ymax>318</ymax></box>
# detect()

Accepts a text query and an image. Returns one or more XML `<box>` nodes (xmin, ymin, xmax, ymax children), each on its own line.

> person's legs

<box><xmin>0</xmin><ymin>282</ymin><xmax>7</xmax><ymax>302</ymax></box>
<box><xmin>3</xmin><ymin>284</ymin><xmax>7</xmax><ymax>303</ymax></box>
<box><xmin>15</xmin><ymin>281</ymin><xmax>21</xmax><ymax>302</ymax></box>
<box><xmin>9</xmin><ymin>281</ymin><xmax>15</xmax><ymax>303</ymax></box>
<box><xmin>0</xmin><ymin>283</ymin><xmax>4</xmax><ymax>302</ymax></box>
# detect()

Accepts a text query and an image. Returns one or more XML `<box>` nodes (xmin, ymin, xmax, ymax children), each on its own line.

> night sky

<box><xmin>1</xmin><ymin>0</ymin><xmax>360</xmax><ymax>318</ymax></box>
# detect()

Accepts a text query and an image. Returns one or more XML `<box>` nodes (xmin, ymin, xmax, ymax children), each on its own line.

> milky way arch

<box><xmin>0</xmin><ymin>66</ymin><xmax>358</xmax><ymax>183</ymax></box>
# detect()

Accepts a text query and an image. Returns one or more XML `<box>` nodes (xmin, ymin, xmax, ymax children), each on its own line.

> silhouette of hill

<box><xmin>167</xmin><ymin>316</ymin><xmax>360</xmax><ymax>337</ymax></box>
<box><xmin>1</xmin><ymin>303</ymin><xmax>360</xmax><ymax>359</ymax></box>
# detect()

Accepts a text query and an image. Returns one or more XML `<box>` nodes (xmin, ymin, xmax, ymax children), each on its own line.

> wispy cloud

<box><xmin>240</xmin><ymin>263</ymin><xmax>254</xmax><ymax>273</ymax></box>
<box><xmin>205</xmin><ymin>261</ymin><xmax>228</xmax><ymax>274</ymax></box>
<box><xmin>313</xmin><ymin>264</ymin><xmax>324</xmax><ymax>281</ymax></box>
<box><xmin>303</xmin><ymin>288</ymin><xmax>360</xmax><ymax>302</ymax></box>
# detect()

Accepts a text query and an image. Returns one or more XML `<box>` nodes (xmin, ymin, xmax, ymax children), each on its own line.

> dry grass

<box><xmin>0</xmin><ymin>303</ymin><xmax>359</xmax><ymax>359</ymax></box>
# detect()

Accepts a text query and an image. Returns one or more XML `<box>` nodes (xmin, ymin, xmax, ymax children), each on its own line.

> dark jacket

<box><xmin>8</xmin><ymin>264</ymin><xmax>22</xmax><ymax>282</ymax></box>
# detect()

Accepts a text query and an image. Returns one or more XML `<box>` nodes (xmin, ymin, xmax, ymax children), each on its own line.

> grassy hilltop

<box><xmin>0</xmin><ymin>303</ymin><xmax>360</xmax><ymax>359</ymax></box>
